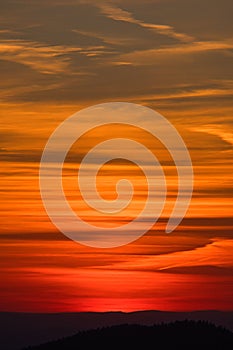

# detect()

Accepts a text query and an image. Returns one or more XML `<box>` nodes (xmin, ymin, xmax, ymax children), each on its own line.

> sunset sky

<box><xmin>1</xmin><ymin>0</ymin><xmax>233</xmax><ymax>312</ymax></box>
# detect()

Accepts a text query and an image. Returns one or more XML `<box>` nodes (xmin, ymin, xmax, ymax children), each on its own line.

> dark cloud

<box><xmin>0</xmin><ymin>0</ymin><xmax>232</xmax><ymax>108</ymax></box>
<box><xmin>158</xmin><ymin>265</ymin><xmax>233</xmax><ymax>276</ymax></box>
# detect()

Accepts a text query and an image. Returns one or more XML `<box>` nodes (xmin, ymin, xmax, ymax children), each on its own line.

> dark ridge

<box><xmin>24</xmin><ymin>321</ymin><xmax>233</xmax><ymax>350</ymax></box>
<box><xmin>1</xmin><ymin>311</ymin><xmax>232</xmax><ymax>349</ymax></box>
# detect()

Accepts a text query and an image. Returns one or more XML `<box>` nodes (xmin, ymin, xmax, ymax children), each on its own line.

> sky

<box><xmin>0</xmin><ymin>0</ymin><xmax>233</xmax><ymax>312</ymax></box>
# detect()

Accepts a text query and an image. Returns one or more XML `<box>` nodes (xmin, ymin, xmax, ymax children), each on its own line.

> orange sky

<box><xmin>0</xmin><ymin>0</ymin><xmax>233</xmax><ymax>312</ymax></box>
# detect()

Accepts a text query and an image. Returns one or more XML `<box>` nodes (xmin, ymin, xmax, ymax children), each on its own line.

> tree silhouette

<box><xmin>24</xmin><ymin>320</ymin><xmax>233</xmax><ymax>349</ymax></box>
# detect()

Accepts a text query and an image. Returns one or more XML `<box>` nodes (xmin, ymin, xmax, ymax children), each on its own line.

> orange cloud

<box><xmin>115</xmin><ymin>39</ymin><xmax>233</xmax><ymax>66</ymax></box>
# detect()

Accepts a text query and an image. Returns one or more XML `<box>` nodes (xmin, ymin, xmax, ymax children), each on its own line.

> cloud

<box><xmin>0</xmin><ymin>39</ymin><xmax>107</xmax><ymax>74</ymax></box>
<box><xmin>158</xmin><ymin>239</ymin><xmax>233</xmax><ymax>271</ymax></box>
<box><xmin>0</xmin><ymin>40</ymin><xmax>76</xmax><ymax>74</ymax></box>
<box><xmin>114</xmin><ymin>39</ymin><xmax>233</xmax><ymax>66</ymax></box>
<box><xmin>190</xmin><ymin>125</ymin><xmax>233</xmax><ymax>147</ymax></box>
<box><xmin>96</xmin><ymin>3</ymin><xmax>194</xmax><ymax>43</ymax></box>
<box><xmin>99</xmin><ymin>238</ymin><xmax>233</xmax><ymax>274</ymax></box>
<box><xmin>128</xmin><ymin>87</ymin><xmax>233</xmax><ymax>103</ymax></box>
<box><xmin>0</xmin><ymin>29</ymin><xmax>18</xmax><ymax>34</ymax></box>
<box><xmin>0</xmin><ymin>81</ymin><xmax>63</xmax><ymax>101</ymax></box>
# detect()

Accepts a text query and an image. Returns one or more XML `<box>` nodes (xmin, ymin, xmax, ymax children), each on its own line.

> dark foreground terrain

<box><xmin>25</xmin><ymin>321</ymin><xmax>233</xmax><ymax>350</ymax></box>
<box><xmin>1</xmin><ymin>311</ymin><xmax>233</xmax><ymax>349</ymax></box>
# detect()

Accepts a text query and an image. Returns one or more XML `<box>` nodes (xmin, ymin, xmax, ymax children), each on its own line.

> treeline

<box><xmin>25</xmin><ymin>320</ymin><xmax>233</xmax><ymax>349</ymax></box>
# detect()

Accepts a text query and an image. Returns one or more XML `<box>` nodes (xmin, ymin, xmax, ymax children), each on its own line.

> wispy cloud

<box><xmin>114</xmin><ymin>39</ymin><xmax>233</xmax><ymax>65</ymax></box>
<box><xmin>0</xmin><ymin>29</ymin><xmax>18</xmax><ymax>34</ymax></box>
<box><xmin>190</xmin><ymin>125</ymin><xmax>233</xmax><ymax>147</ymax></box>
<box><xmin>0</xmin><ymin>40</ymin><xmax>107</xmax><ymax>74</ymax></box>
<box><xmin>129</xmin><ymin>87</ymin><xmax>233</xmax><ymax>103</ymax></box>
<box><xmin>96</xmin><ymin>3</ymin><xmax>194</xmax><ymax>43</ymax></box>
<box><xmin>98</xmin><ymin>238</ymin><xmax>233</xmax><ymax>273</ymax></box>
<box><xmin>0</xmin><ymin>83</ymin><xmax>63</xmax><ymax>101</ymax></box>
<box><xmin>0</xmin><ymin>40</ymin><xmax>76</xmax><ymax>74</ymax></box>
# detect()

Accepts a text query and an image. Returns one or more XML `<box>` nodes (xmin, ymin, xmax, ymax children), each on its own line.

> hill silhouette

<box><xmin>25</xmin><ymin>320</ymin><xmax>233</xmax><ymax>350</ymax></box>
<box><xmin>2</xmin><ymin>311</ymin><xmax>233</xmax><ymax>349</ymax></box>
